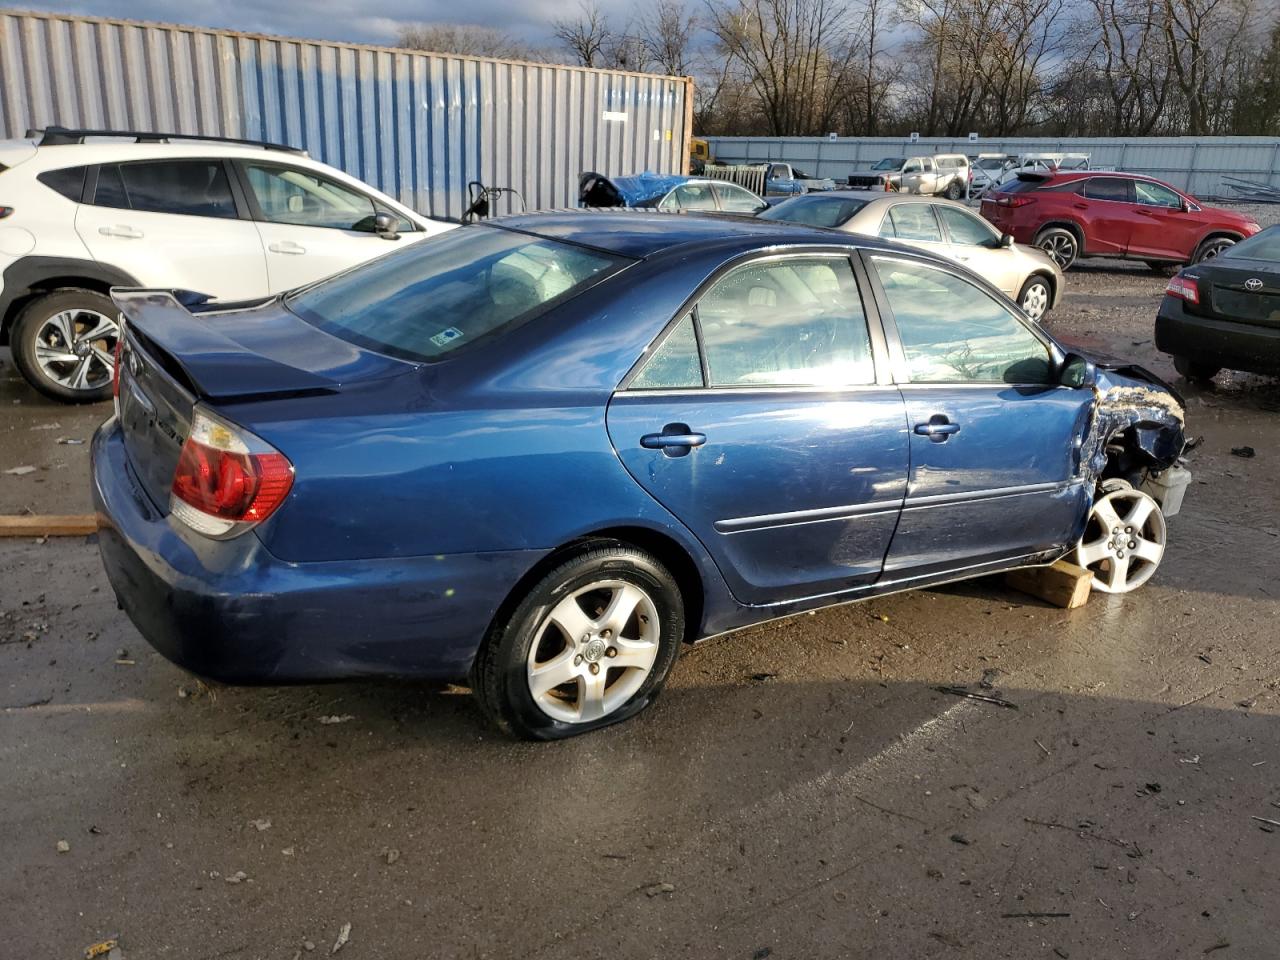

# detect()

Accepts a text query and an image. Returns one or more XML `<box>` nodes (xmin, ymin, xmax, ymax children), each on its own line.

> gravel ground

<box><xmin>2</xmin><ymin>209</ymin><xmax>1279</xmax><ymax>959</ymax></box>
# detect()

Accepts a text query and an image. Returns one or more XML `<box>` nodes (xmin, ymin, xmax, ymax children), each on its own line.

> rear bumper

<box><xmin>92</xmin><ymin>418</ymin><xmax>544</xmax><ymax>683</ymax></box>
<box><xmin>1155</xmin><ymin>297</ymin><xmax>1280</xmax><ymax>375</ymax></box>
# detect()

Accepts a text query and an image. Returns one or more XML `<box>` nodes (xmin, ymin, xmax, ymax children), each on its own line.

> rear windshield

<box><xmin>1221</xmin><ymin>227</ymin><xmax>1280</xmax><ymax>263</ymax></box>
<box><xmin>287</xmin><ymin>227</ymin><xmax>628</xmax><ymax>361</ymax></box>
<box><xmin>759</xmin><ymin>195</ymin><xmax>869</xmax><ymax>228</ymax></box>
<box><xmin>999</xmin><ymin>179</ymin><xmax>1041</xmax><ymax>194</ymax></box>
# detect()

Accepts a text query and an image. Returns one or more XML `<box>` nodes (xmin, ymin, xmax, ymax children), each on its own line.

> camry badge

<box><xmin>1245</xmin><ymin>278</ymin><xmax>1264</xmax><ymax>291</ymax></box>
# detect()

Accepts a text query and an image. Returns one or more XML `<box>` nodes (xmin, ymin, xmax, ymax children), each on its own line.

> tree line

<box><xmin>395</xmin><ymin>0</ymin><xmax>1280</xmax><ymax>138</ymax></box>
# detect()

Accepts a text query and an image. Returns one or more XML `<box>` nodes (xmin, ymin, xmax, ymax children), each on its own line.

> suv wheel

<box><xmin>1035</xmin><ymin>228</ymin><xmax>1079</xmax><ymax>270</ymax></box>
<box><xmin>1173</xmin><ymin>355</ymin><xmax>1220</xmax><ymax>382</ymax></box>
<box><xmin>1194</xmin><ymin>237</ymin><xmax>1234</xmax><ymax>263</ymax></box>
<box><xmin>945</xmin><ymin>180</ymin><xmax>964</xmax><ymax>201</ymax></box>
<box><xmin>471</xmin><ymin>542</ymin><xmax>684</xmax><ymax>739</ymax></box>
<box><xmin>11</xmin><ymin>290</ymin><xmax>120</xmax><ymax>404</ymax></box>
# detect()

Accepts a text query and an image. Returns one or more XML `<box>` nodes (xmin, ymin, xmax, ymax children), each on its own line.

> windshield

<box><xmin>759</xmin><ymin>195</ymin><xmax>869</xmax><ymax>228</ymax></box>
<box><xmin>287</xmin><ymin>227</ymin><xmax>628</xmax><ymax>361</ymax></box>
<box><xmin>872</xmin><ymin>158</ymin><xmax>905</xmax><ymax>170</ymax></box>
<box><xmin>1221</xmin><ymin>226</ymin><xmax>1280</xmax><ymax>263</ymax></box>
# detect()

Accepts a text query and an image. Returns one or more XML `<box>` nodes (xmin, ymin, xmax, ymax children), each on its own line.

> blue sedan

<box><xmin>93</xmin><ymin>212</ymin><xmax>1187</xmax><ymax>739</ymax></box>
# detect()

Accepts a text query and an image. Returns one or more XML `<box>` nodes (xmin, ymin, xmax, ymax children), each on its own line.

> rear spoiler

<box><xmin>110</xmin><ymin>288</ymin><xmax>338</xmax><ymax>400</ymax></box>
<box><xmin>1015</xmin><ymin>171</ymin><xmax>1053</xmax><ymax>182</ymax></box>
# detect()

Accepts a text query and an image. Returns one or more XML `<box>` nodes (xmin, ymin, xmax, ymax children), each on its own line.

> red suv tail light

<box><xmin>170</xmin><ymin>409</ymin><xmax>294</xmax><ymax>538</ymax></box>
<box><xmin>993</xmin><ymin>195</ymin><xmax>1034</xmax><ymax>207</ymax></box>
<box><xmin>1165</xmin><ymin>274</ymin><xmax>1199</xmax><ymax>305</ymax></box>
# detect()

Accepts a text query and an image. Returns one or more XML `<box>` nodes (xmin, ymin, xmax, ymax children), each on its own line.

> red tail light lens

<box><xmin>1166</xmin><ymin>275</ymin><xmax>1199</xmax><ymax>305</ymax></box>
<box><xmin>170</xmin><ymin>410</ymin><xmax>293</xmax><ymax>538</ymax></box>
<box><xmin>993</xmin><ymin>195</ymin><xmax>1033</xmax><ymax>207</ymax></box>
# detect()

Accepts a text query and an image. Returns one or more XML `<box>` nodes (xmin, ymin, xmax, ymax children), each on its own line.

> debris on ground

<box><xmin>1204</xmin><ymin>940</ymin><xmax>1231</xmax><ymax>954</ymax></box>
<box><xmin>282</xmin><ymin>846</ymin><xmax>295</xmax><ymax>856</ymax></box>
<box><xmin>643</xmin><ymin>881</ymin><xmax>676</xmax><ymax>896</ymax></box>
<box><xmin>382</xmin><ymin>847</ymin><xmax>400</xmax><ymax>865</ymax></box>
<box><xmin>979</xmin><ymin>668</ymin><xmax>1002</xmax><ymax>690</ymax></box>
<box><xmin>56</xmin><ymin>840</ymin><xmax>70</xmax><ymax>853</ymax></box>
<box><xmin>949</xmin><ymin>834</ymin><xmax>971</xmax><ymax>845</ymax></box>
<box><xmin>56</xmin><ymin>437</ymin><xmax>85</xmax><ymax>445</ymax></box>
<box><xmin>224</xmin><ymin>870</ymin><xmax>248</xmax><ymax>884</ymax></box>
<box><xmin>1001</xmin><ymin>911</ymin><xmax>1070</xmax><ymax>919</ymax></box>
<box><xmin>935</xmin><ymin>686</ymin><xmax>1019</xmax><ymax>710</ymax></box>
<box><xmin>4</xmin><ymin>465</ymin><xmax>36</xmax><ymax>476</ymax></box>
<box><xmin>84</xmin><ymin>939</ymin><xmax>118</xmax><ymax>959</ymax></box>
<box><xmin>316</xmin><ymin>715</ymin><xmax>354</xmax><ymax>725</ymax></box>
<box><xmin>1230</xmin><ymin>446</ymin><xmax>1256</xmax><ymax>459</ymax></box>
<box><xmin>331</xmin><ymin>922</ymin><xmax>351</xmax><ymax>954</ymax></box>
<box><xmin>749</xmin><ymin>672</ymin><xmax>777</xmax><ymax>683</ymax></box>
<box><xmin>248</xmin><ymin>819</ymin><xmax>271</xmax><ymax>832</ymax></box>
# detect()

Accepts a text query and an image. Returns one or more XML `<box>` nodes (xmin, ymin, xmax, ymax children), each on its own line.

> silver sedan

<box><xmin>759</xmin><ymin>191</ymin><xmax>1064</xmax><ymax>321</ymax></box>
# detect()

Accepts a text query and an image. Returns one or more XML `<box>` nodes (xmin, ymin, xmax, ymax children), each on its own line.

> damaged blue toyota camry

<box><xmin>93</xmin><ymin>212</ymin><xmax>1188</xmax><ymax>739</ymax></box>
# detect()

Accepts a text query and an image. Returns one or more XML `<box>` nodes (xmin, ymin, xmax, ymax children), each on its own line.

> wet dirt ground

<box><xmin>3</xmin><ymin>225</ymin><xmax>1279</xmax><ymax>958</ymax></box>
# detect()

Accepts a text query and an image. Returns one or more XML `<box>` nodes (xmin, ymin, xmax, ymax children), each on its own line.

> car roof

<box><xmin>489</xmin><ymin>209</ymin><xmax>912</xmax><ymax>260</ymax></box>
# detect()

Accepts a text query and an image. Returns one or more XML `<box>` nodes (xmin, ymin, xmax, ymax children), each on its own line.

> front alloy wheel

<box><xmin>1073</xmin><ymin>488</ymin><xmax>1167</xmax><ymax>593</ymax></box>
<box><xmin>12</xmin><ymin>290</ymin><xmax>120</xmax><ymax>403</ymax></box>
<box><xmin>1018</xmin><ymin>276</ymin><xmax>1051</xmax><ymax>321</ymax></box>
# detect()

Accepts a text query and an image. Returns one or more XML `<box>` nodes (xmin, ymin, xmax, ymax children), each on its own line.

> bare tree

<box><xmin>395</xmin><ymin>22</ymin><xmax>537</xmax><ymax>60</ymax></box>
<box><xmin>639</xmin><ymin>0</ymin><xmax>700</xmax><ymax>75</ymax></box>
<box><xmin>552</xmin><ymin>1</ymin><xmax>614</xmax><ymax>67</ymax></box>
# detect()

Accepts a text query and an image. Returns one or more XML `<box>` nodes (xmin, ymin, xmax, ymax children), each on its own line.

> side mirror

<box><xmin>374</xmin><ymin>211</ymin><xmax>400</xmax><ymax>240</ymax></box>
<box><xmin>1059</xmin><ymin>352</ymin><xmax>1097</xmax><ymax>389</ymax></box>
<box><xmin>1000</xmin><ymin>233</ymin><xmax>1015</xmax><ymax>248</ymax></box>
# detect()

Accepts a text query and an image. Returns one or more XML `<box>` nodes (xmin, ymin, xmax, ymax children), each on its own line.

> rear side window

<box><xmin>872</xmin><ymin>257</ymin><xmax>1053</xmax><ymax>384</ymax></box>
<box><xmin>288</xmin><ymin>227</ymin><xmax>627</xmax><ymax>362</ymax></box>
<box><xmin>37</xmin><ymin>166</ymin><xmax>87</xmax><ymax>201</ymax></box>
<box><xmin>660</xmin><ymin>183</ymin><xmax>717</xmax><ymax>212</ymax></box>
<box><xmin>712</xmin><ymin>182</ymin><xmax>764</xmax><ymax>214</ymax></box>
<box><xmin>937</xmin><ymin>206</ymin><xmax>997</xmax><ymax>245</ymax></box>
<box><xmin>1083</xmin><ymin>177</ymin><xmax>1134</xmax><ymax>203</ymax></box>
<box><xmin>882</xmin><ymin>204</ymin><xmax>944</xmax><ymax>243</ymax></box>
<box><xmin>630</xmin><ymin>314</ymin><xmax>702</xmax><ymax>389</ymax></box>
<box><xmin>94</xmin><ymin>161</ymin><xmax>238</xmax><ymax>218</ymax></box>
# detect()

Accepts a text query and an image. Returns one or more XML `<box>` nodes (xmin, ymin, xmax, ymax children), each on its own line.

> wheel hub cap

<box><xmin>582</xmin><ymin>638</ymin><xmax>607</xmax><ymax>663</ymax></box>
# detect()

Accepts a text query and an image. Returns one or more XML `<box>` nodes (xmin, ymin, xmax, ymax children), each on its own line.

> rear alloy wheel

<box><xmin>1173</xmin><ymin>355</ymin><xmax>1220</xmax><ymax>382</ymax></box>
<box><xmin>1017</xmin><ymin>276</ymin><xmax>1052</xmax><ymax>321</ymax></box>
<box><xmin>1194</xmin><ymin>237</ymin><xmax>1235</xmax><ymax>263</ymax></box>
<box><xmin>11</xmin><ymin>289</ymin><xmax>120</xmax><ymax>403</ymax></box>
<box><xmin>1036</xmin><ymin>228</ymin><xmax>1079</xmax><ymax>270</ymax></box>
<box><xmin>471</xmin><ymin>542</ymin><xmax>684</xmax><ymax>739</ymax></box>
<box><xmin>946</xmin><ymin>180</ymin><xmax>964</xmax><ymax>201</ymax></box>
<box><xmin>1072</xmin><ymin>488</ymin><xmax>1167</xmax><ymax>594</ymax></box>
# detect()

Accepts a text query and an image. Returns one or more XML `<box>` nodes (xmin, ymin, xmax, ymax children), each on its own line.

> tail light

<box><xmin>170</xmin><ymin>409</ymin><xmax>294</xmax><ymax>538</ymax></box>
<box><xmin>111</xmin><ymin>324</ymin><xmax>125</xmax><ymax>400</ymax></box>
<box><xmin>1165</xmin><ymin>274</ymin><xmax>1199</xmax><ymax>305</ymax></box>
<box><xmin>0</xmin><ymin>206</ymin><xmax>13</xmax><ymax>219</ymax></box>
<box><xmin>992</xmin><ymin>195</ymin><xmax>1034</xmax><ymax>207</ymax></box>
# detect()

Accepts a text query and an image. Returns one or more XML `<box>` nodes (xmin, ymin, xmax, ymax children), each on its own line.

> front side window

<box><xmin>1083</xmin><ymin>177</ymin><xmax>1134</xmax><ymax>203</ymax></box>
<box><xmin>713</xmin><ymin>182</ymin><xmax>764</xmax><ymax>213</ymax></box>
<box><xmin>288</xmin><ymin>227</ymin><xmax>627</xmax><ymax>362</ymax></box>
<box><xmin>1134</xmin><ymin>180</ymin><xmax>1183</xmax><ymax>209</ymax></box>
<box><xmin>873</xmin><ymin>157</ymin><xmax>905</xmax><ymax>170</ymax></box>
<box><xmin>937</xmin><ymin>205</ymin><xmax>998</xmax><ymax>246</ymax></box>
<box><xmin>660</xmin><ymin>183</ymin><xmax>717</xmax><ymax>212</ymax></box>
<box><xmin>872</xmin><ymin>257</ymin><xmax>1053</xmax><ymax>384</ymax></box>
<box><xmin>881</xmin><ymin>204</ymin><xmax>944</xmax><ymax>243</ymax></box>
<box><xmin>695</xmin><ymin>257</ymin><xmax>875</xmax><ymax>387</ymax></box>
<box><xmin>246</xmin><ymin>164</ymin><xmax>396</xmax><ymax>231</ymax></box>
<box><xmin>94</xmin><ymin>161</ymin><xmax>237</xmax><ymax>218</ymax></box>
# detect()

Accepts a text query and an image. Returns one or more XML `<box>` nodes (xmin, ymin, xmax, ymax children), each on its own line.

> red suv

<box><xmin>981</xmin><ymin>172</ymin><xmax>1261</xmax><ymax>271</ymax></box>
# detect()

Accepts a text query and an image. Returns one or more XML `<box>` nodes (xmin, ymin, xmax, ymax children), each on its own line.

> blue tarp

<box><xmin>607</xmin><ymin>172</ymin><xmax>690</xmax><ymax>207</ymax></box>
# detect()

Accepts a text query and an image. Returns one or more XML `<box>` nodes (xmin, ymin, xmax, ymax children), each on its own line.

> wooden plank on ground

<box><xmin>0</xmin><ymin>515</ymin><xmax>100</xmax><ymax>537</ymax></box>
<box><xmin>1005</xmin><ymin>559</ymin><xmax>1093</xmax><ymax>609</ymax></box>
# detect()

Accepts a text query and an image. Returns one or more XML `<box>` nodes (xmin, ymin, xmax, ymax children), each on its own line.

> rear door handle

<box><xmin>269</xmin><ymin>240</ymin><xmax>306</xmax><ymax>255</ymax></box>
<box><xmin>99</xmin><ymin>225</ymin><xmax>144</xmax><ymax>239</ymax></box>
<box><xmin>914</xmin><ymin>416</ymin><xmax>960</xmax><ymax>442</ymax></box>
<box><xmin>641</xmin><ymin>423</ymin><xmax>706</xmax><ymax>457</ymax></box>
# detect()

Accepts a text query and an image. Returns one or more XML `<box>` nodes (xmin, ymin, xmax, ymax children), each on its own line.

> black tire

<box><xmin>945</xmin><ymin>179</ymin><xmax>964</xmax><ymax>201</ymax></box>
<box><xmin>1173</xmin><ymin>355</ymin><xmax>1220</xmax><ymax>382</ymax></box>
<box><xmin>470</xmin><ymin>541</ymin><xmax>685</xmax><ymax>740</ymax></box>
<box><xmin>11</xmin><ymin>289</ymin><xmax>119</xmax><ymax>404</ymax></box>
<box><xmin>1035</xmin><ymin>227</ymin><xmax>1079</xmax><ymax>271</ymax></box>
<box><xmin>1194</xmin><ymin>236</ymin><xmax>1235</xmax><ymax>263</ymax></box>
<box><xmin>1016</xmin><ymin>275</ymin><xmax>1053</xmax><ymax>322</ymax></box>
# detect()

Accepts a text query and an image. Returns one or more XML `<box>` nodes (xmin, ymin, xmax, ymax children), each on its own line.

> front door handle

<box><xmin>914</xmin><ymin>416</ymin><xmax>960</xmax><ymax>442</ymax></box>
<box><xmin>269</xmin><ymin>240</ymin><xmax>306</xmax><ymax>255</ymax></box>
<box><xmin>641</xmin><ymin>423</ymin><xmax>706</xmax><ymax>457</ymax></box>
<box><xmin>99</xmin><ymin>225</ymin><xmax>144</xmax><ymax>239</ymax></box>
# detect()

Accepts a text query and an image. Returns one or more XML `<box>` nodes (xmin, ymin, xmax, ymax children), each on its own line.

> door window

<box><xmin>695</xmin><ymin>257</ymin><xmax>875</xmax><ymax>387</ymax></box>
<box><xmin>937</xmin><ymin>206</ymin><xmax>998</xmax><ymax>245</ymax></box>
<box><xmin>881</xmin><ymin>204</ymin><xmax>944</xmax><ymax>243</ymax></box>
<box><xmin>245</xmin><ymin>164</ymin><xmax>386</xmax><ymax>231</ymax></box>
<box><xmin>1134</xmin><ymin>180</ymin><xmax>1183</xmax><ymax>209</ymax></box>
<box><xmin>630</xmin><ymin>314</ymin><xmax>703</xmax><ymax>389</ymax></box>
<box><xmin>712</xmin><ymin>182</ymin><xmax>764</xmax><ymax>213</ymax></box>
<box><xmin>93</xmin><ymin>161</ymin><xmax>238</xmax><ymax>218</ymax></box>
<box><xmin>659</xmin><ymin>183</ymin><xmax>717</xmax><ymax>212</ymax></box>
<box><xmin>37</xmin><ymin>166</ymin><xmax>87</xmax><ymax>202</ymax></box>
<box><xmin>872</xmin><ymin>257</ymin><xmax>1053</xmax><ymax>384</ymax></box>
<box><xmin>1083</xmin><ymin>177</ymin><xmax>1134</xmax><ymax>203</ymax></box>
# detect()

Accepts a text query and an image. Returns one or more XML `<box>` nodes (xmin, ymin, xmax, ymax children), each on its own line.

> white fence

<box><xmin>705</xmin><ymin>136</ymin><xmax>1280</xmax><ymax>199</ymax></box>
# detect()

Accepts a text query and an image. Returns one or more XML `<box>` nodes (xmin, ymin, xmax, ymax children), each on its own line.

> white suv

<box><xmin>0</xmin><ymin>128</ymin><xmax>453</xmax><ymax>402</ymax></box>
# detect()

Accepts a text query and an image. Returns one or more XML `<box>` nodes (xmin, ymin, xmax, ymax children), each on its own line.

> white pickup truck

<box><xmin>761</xmin><ymin>162</ymin><xmax>837</xmax><ymax>196</ymax></box>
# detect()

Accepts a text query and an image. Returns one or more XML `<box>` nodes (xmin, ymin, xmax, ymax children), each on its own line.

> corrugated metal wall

<box><xmin>0</xmin><ymin>10</ymin><xmax>693</xmax><ymax>218</ymax></box>
<box><xmin>706</xmin><ymin>136</ymin><xmax>1280</xmax><ymax>199</ymax></box>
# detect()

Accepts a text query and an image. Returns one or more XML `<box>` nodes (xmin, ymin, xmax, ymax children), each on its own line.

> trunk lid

<box><xmin>112</xmin><ymin>290</ymin><xmax>415</xmax><ymax>512</ymax></box>
<box><xmin>1190</xmin><ymin>260</ymin><xmax>1280</xmax><ymax>330</ymax></box>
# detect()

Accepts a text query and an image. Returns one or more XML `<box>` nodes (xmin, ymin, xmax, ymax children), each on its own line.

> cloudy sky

<box><xmin>18</xmin><ymin>0</ymin><xmax>617</xmax><ymax>47</ymax></box>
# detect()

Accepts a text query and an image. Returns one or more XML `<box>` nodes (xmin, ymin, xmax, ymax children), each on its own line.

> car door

<box><xmin>1128</xmin><ymin>180</ymin><xmax>1194</xmax><ymax>261</ymax></box>
<box><xmin>1079</xmin><ymin>176</ymin><xmax>1137</xmax><ymax>255</ymax></box>
<box><xmin>935</xmin><ymin>203</ymin><xmax>1021</xmax><ymax>297</ymax></box>
<box><xmin>74</xmin><ymin>159</ymin><xmax>270</xmax><ymax>300</ymax></box>
<box><xmin>606</xmin><ymin>253</ymin><xmax>909</xmax><ymax>606</ymax></box>
<box><xmin>236</xmin><ymin>161</ymin><xmax>424</xmax><ymax>292</ymax></box>
<box><xmin>878</xmin><ymin>202</ymin><xmax>951</xmax><ymax>261</ymax></box>
<box><xmin>658</xmin><ymin>182</ymin><xmax>719</xmax><ymax>213</ymax></box>
<box><xmin>863</xmin><ymin>252</ymin><xmax>1094</xmax><ymax>579</ymax></box>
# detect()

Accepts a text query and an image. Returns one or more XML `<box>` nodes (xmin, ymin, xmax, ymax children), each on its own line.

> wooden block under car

<box><xmin>0</xmin><ymin>514</ymin><xmax>100</xmax><ymax>537</ymax></box>
<box><xmin>1005</xmin><ymin>559</ymin><xmax>1093</xmax><ymax>609</ymax></box>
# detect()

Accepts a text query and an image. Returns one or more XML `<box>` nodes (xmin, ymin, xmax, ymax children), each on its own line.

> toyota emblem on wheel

<box><xmin>1245</xmin><ymin>277</ymin><xmax>1263</xmax><ymax>291</ymax></box>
